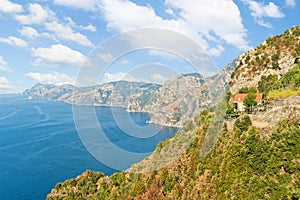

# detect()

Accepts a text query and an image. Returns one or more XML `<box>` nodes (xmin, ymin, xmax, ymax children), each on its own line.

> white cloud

<box><xmin>244</xmin><ymin>1</ymin><xmax>284</xmax><ymax>18</ymax></box>
<box><xmin>18</xmin><ymin>26</ymin><xmax>39</xmax><ymax>39</ymax></box>
<box><xmin>98</xmin><ymin>53</ymin><xmax>113</xmax><ymax>62</ymax></box>
<box><xmin>165</xmin><ymin>0</ymin><xmax>249</xmax><ymax>50</ymax></box>
<box><xmin>101</xmin><ymin>72</ymin><xmax>126</xmax><ymax>83</ymax></box>
<box><xmin>99</xmin><ymin>0</ymin><xmax>250</xmax><ymax>56</ymax></box>
<box><xmin>207</xmin><ymin>45</ymin><xmax>225</xmax><ymax>57</ymax></box>
<box><xmin>44</xmin><ymin>0</ymin><xmax>250</xmax><ymax>55</ymax></box>
<box><xmin>14</xmin><ymin>4</ymin><xmax>94</xmax><ymax>47</ymax></box>
<box><xmin>0</xmin><ymin>0</ymin><xmax>23</xmax><ymax>13</ymax></box>
<box><xmin>165</xmin><ymin>9</ymin><xmax>174</xmax><ymax>16</ymax></box>
<box><xmin>148</xmin><ymin>50</ymin><xmax>183</xmax><ymax>61</ymax></box>
<box><xmin>150</xmin><ymin>73</ymin><xmax>169</xmax><ymax>83</ymax></box>
<box><xmin>44</xmin><ymin>21</ymin><xmax>94</xmax><ymax>47</ymax></box>
<box><xmin>0</xmin><ymin>36</ymin><xmax>28</xmax><ymax>47</ymax></box>
<box><xmin>25</xmin><ymin>71</ymin><xmax>75</xmax><ymax>85</ymax></box>
<box><xmin>0</xmin><ymin>56</ymin><xmax>12</xmax><ymax>72</ymax></box>
<box><xmin>64</xmin><ymin>17</ymin><xmax>97</xmax><ymax>32</ymax></box>
<box><xmin>257</xmin><ymin>20</ymin><xmax>272</xmax><ymax>28</ymax></box>
<box><xmin>101</xmin><ymin>72</ymin><xmax>150</xmax><ymax>84</ymax></box>
<box><xmin>0</xmin><ymin>77</ymin><xmax>13</xmax><ymax>90</ymax></box>
<box><xmin>54</xmin><ymin>0</ymin><xmax>98</xmax><ymax>11</ymax></box>
<box><xmin>120</xmin><ymin>59</ymin><xmax>129</xmax><ymax>65</ymax></box>
<box><xmin>31</xmin><ymin>44</ymin><xmax>86</xmax><ymax>66</ymax></box>
<box><xmin>82</xmin><ymin>24</ymin><xmax>97</xmax><ymax>32</ymax></box>
<box><xmin>14</xmin><ymin>3</ymin><xmax>54</xmax><ymax>25</ymax></box>
<box><xmin>101</xmin><ymin>72</ymin><xmax>170</xmax><ymax>84</ymax></box>
<box><xmin>243</xmin><ymin>0</ymin><xmax>284</xmax><ymax>27</ymax></box>
<box><xmin>285</xmin><ymin>0</ymin><xmax>296</xmax><ymax>7</ymax></box>
<box><xmin>100</xmin><ymin>0</ymin><xmax>180</xmax><ymax>32</ymax></box>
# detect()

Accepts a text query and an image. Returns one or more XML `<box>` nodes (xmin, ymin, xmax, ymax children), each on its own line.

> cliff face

<box><xmin>230</xmin><ymin>26</ymin><xmax>300</xmax><ymax>94</ymax></box>
<box><xmin>23</xmin><ymin>83</ymin><xmax>75</xmax><ymax>100</ymax></box>
<box><xmin>24</xmin><ymin>63</ymin><xmax>235</xmax><ymax>127</ymax></box>
<box><xmin>129</xmin><ymin>61</ymin><xmax>236</xmax><ymax>127</ymax></box>
<box><xmin>24</xmin><ymin>81</ymin><xmax>161</xmax><ymax>107</ymax></box>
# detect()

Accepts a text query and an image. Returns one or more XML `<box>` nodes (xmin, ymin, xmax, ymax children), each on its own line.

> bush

<box><xmin>238</xmin><ymin>87</ymin><xmax>257</xmax><ymax>94</ymax></box>
<box><xmin>234</xmin><ymin>115</ymin><xmax>252</xmax><ymax>133</ymax></box>
<box><xmin>110</xmin><ymin>172</ymin><xmax>126</xmax><ymax>187</ymax></box>
<box><xmin>258</xmin><ymin>75</ymin><xmax>278</xmax><ymax>94</ymax></box>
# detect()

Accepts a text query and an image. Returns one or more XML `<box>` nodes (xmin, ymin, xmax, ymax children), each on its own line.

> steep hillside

<box><xmin>47</xmin><ymin>111</ymin><xmax>300</xmax><ymax>200</ymax></box>
<box><xmin>230</xmin><ymin>26</ymin><xmax>300</xmax><ymax>94</ymax></box>
<box><xmin>46</xmin><ymin>25</ymin><xmax>300</xmax><ymax>200</ymax></box>
<box><xmin>128</xmin><ymin>61</ymin><xmax>236</xmax><ymax>127</ymax></box>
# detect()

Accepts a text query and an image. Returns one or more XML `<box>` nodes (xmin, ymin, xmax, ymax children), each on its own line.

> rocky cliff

<box><xmin>24</xmin><ymin>81</ymin><xmax>161</xmax><ymax>107</ymax></box>
<box><xmin>230</xmin><ymin>26</ymin><xmax>300</xmax><ymax>94</ymax></box>
<box><xmin>127</xmin><ymin>61</ymin><xmax>236</xmax><ymax>127</ymax></box>
<box><xmin>24</xmin><ymin>63</ymin><xmax>235</xmax><ymax>127</ymax></box>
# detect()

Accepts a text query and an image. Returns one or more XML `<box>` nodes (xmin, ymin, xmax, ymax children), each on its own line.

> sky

<box><xmin>0</xmin><ymin>0</ymin><xmax>299</xmax><ymax>93</ymax></box>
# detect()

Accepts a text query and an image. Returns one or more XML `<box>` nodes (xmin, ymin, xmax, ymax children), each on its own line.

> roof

<box><xmin>233</xmin><ymin>94</ymin><xmax>248</xmax><ymax>102</ymax></box>
<box><xmin>233</xmin><ymin>93</ymin><xmax>263</xmax><ymax>103</ymax></box>
<box><xmin>255</xmin><ymin>93</ymin><xmax>263</xmax><ymax>102</ymax></box>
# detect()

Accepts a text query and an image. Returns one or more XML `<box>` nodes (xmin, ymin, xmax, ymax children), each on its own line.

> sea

<box><xmin>0</xmin><ymin>95</ymin><xmax>178</xmax><ymax>200</ymax></box>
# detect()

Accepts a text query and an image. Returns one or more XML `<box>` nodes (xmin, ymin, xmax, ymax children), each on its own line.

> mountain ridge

<box><xmin>24</xmin><ymin>66</ymin><xmax>235</xmax><ymax>127</ymax></box>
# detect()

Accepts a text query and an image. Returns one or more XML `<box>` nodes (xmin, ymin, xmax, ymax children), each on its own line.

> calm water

<box><xmin>0</xmin><ymin>95</ymin><xmax>177</xmax><ymax>200</ymax></box>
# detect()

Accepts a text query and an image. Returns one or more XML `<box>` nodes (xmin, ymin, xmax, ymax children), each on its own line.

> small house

<box><xmin>233</xmin><ymin>93</ymin><xmax>263</xmax><ymax>112</ymax></box>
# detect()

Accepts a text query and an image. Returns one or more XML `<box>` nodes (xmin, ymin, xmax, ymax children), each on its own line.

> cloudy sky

<box><xmin>0</xmin><ymin>0</ymin><xmax>299</xmax><ymax>93</ymax></box>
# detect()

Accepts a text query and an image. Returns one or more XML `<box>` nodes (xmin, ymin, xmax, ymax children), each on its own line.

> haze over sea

<box><xmin>0</xmin><ymin>95</ymin><xmax>177</xmax><ymax>200</ymax></box>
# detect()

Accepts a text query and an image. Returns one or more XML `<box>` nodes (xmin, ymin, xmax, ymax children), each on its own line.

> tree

<box><xmin>234</xmin><ymin>115</ymin><xmax>252</xmax><ymax>133</ymax></box>
<box><xmin>279</xmin><ymin>64</ymin><xmax>300</xmax><ymax>88</ymax></box>
<box><xmin>238</xmin><ymin>87</ymin><xmax>257</xmax><ymax>94</ymax></box>
<box><xmin>258</xmin><ymin>75</ymin><xmax>278</xmax><ymax>94</ymax></box>
<box><xmin>244</xmin><ymin>93</ymin><xmax>256</xmax><ymax>113</ymax></box>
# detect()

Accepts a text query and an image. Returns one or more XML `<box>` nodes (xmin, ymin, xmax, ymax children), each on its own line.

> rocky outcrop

<box><xmin>250</xmin><ymin>96</ymin><xmax>300</xmax><ymax>129</ymax></box>
<box><xmin>126</xmin><ymin>61</ymin><xmax>236</xmax><ymax>127</ymax></box>
<box><xmin>230</xmin><ymin>26</ymin><xmax>300</xmax><ymax>94</ymax></box>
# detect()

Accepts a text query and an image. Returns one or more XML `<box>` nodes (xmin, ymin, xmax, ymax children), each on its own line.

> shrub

<box><xmin>234</xmin><ymin>115</ymin><xmax>252</xmax><ymax>133</ymax></box>
<box><xmin>238</xmin><ymin>87</ymin><xmax>257</xmax><ymax>94</ymax></box>
<box><xmin>258</xmin><ymin>75</ymin><xmax>278</xmax><ymax>94</ymax></box>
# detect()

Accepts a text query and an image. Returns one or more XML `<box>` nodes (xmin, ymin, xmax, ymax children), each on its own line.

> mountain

<box><xmin>230</xmin><ymin>26</ymin><xmax>300</xmax><ymax>94</ymax></box>
<box><xmin>23</xmin><ymin>83</ymin><xmax>75</xmax><ymax>100</ymax></box>
<box><xmin>24</xmin><ymin>64</ymin><xmax>235</xmax><ymax>127</ymax></box>
<box><xmin>128</xmin><ymin>61</ymin><xmax>236</xmax><ymax>127</ymax></box>
<box><xmin>24</xmin><ymin>81</ymin><xmax>161</xmax><ymax>107</ymax></box>
<box><xmin>47</xmin><ymin>26</ymin><xmax>300</xmax><ymax>200</ymax></box>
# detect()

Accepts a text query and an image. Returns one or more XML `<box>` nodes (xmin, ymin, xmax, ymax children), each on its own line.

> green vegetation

<box><xmin>47</xmin><ymin>26</ymin><xmax>300</xmax><ymax>200</ymax></box>
<box><xmin>257</xmin><ymin>64</ymin><xmax>300</xmax><ymax>99</ymax></box>
<box><xmin>244</xmin><ymin>93</ymin><xmax>257</xmax><ymax>112</ymax></box>
<box><xmin>47</xmin><ymin>111</ymin><xmax>300</xmax><ymax>200</ymax></box>
<box><xmin>238</xmin><ymin>87</ymin><xmax>257</xmax><ymax>94</ymax></box>
<box><xmin>233</xmin><ymin>115</ymin><xmax>252</xmax><ymax>133</ymax></box>
<box><xmin>277</xmin><ymin>64</ymin><xmax>300</xmax><ymax>88</ymax></box>
<box><xmin>258</xmin><ymin>74</ymin><xmax>278</xmax><ymax>95</ymax></box>
<box><xmin>268</xmin><ymin>88</ymin><xmax>300</xmax><ymax>99</ymax></box>
<box><xmin>233</xmin><ymin>26</ymin><xmax>300</xmax><ymax>81</ymax></box>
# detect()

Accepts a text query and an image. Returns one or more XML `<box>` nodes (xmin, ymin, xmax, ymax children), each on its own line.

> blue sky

<box><xmin>0</xmin><ymin>0</ymin><xmax>299</xmax><ymax>93</ymax></box>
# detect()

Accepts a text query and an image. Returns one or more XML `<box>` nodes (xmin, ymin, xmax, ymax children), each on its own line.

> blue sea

<box><xmin>0</xmin><ymin>95</ymin><xmax>177</xmax><ymax>200</ymax></box>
